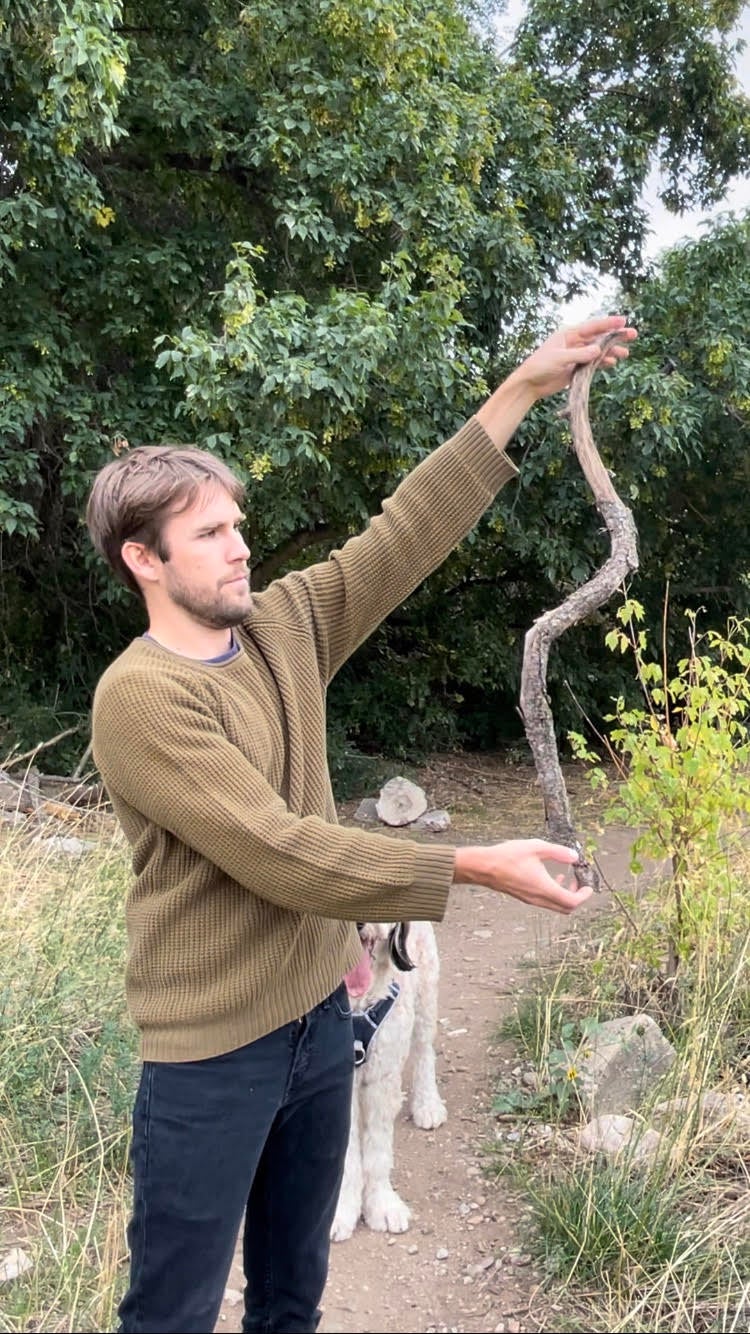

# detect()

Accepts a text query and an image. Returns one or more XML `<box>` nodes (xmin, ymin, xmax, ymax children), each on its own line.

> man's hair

<box><xmin>86</xmin><ymin>445</ymin><xmax>245</xmax><ymax>597</ymax></box>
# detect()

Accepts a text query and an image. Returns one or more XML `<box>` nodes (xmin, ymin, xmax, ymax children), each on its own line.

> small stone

<box><xmin>407</xmin><ymin>1243</ymin><xmax>419</xmax><ymax>1254</ymax></box>
<box><xmin>353</xmin><ymin>797</ymin><xmax>379</xmax><ymax>823</ymax></box>
<box><xmin>435</xmin><ymin>1247</ymin><xmax>450</xmax><ymax>1259</ymax></box>
<box><xmin>32</xmin><ymin>835</ymin><xmax>96</xmax><ymax>857</ymax></box>
<box><xmin>415</xmin><ymin>808</ymin><xmax>451</xmax><ymax>832</ymax></box>
<box><xmin>0</xmin><ymin>1247</ymin><xmax>32</xmax><ymax>1282</ymax></box>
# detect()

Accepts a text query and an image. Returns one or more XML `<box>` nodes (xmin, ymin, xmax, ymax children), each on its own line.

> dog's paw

<box><xmin>411</xmin><ymin>1093</ymin><xmax>448</xmax><ymax>1130</ymax></box>
<box><xmin>364</xmin><ymin>1187</ymin><xmax>411</xmax><ymax>1234</ymax></box>
<box><xmin>330</xmin><ymin>1203</ymin><xmax>360</xmax><ymax>1243</ymax></box>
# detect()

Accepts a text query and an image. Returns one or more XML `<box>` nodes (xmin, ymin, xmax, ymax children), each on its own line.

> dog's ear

<box><xmin>388</xmin><ymin>922</ymin><xmax>415</xmax><ymax>972</ymax></box>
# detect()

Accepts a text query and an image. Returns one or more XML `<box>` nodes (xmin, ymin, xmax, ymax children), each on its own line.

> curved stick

<box><xmin>519</xmin><ymin>332</ymin><xmax>639</xmax><ymax>889</ymax></box>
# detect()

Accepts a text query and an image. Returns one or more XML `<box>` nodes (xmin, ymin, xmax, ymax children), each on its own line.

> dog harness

<box><xmin>352</xmin><ymin>980</ymin><xmax>401</xmax><ymax>1066</ymax></box>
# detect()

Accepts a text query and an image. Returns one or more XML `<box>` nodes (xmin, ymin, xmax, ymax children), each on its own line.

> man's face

<box><xmin>157</xmin><ymin>485</ymin><xmax>253</xmax><ymax>629</ymax></box>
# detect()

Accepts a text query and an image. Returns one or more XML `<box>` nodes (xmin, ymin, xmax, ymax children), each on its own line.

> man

<box><xmin>87</xmin><ymin>315</ymin><xmax>636</xmax><ymax>1334</ymax></box>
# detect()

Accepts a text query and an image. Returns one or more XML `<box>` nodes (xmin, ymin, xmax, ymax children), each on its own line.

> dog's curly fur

<box><xmin>331</xmin><ymin>920</ymin><xmax>447</xmax><ymax>1241</ymax></box>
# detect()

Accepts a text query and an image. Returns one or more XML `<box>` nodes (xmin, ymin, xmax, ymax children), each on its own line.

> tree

<box><xmin>511</xmin><ymin>0</ymin><xmax>750</xmax><ymax>288</ymax></box>
<box><xmin>406</xmin><ymin>211</ymin><xmax>750</xmax><ymax>755</ymax></box>
<box><xmin>1</xmin><ymin>0</ymin><xmax>748</xmax><ymax>764</ymax></box>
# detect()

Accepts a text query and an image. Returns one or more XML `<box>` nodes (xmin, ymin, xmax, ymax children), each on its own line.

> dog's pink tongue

<box><xmin>344</xmin><ymin>946</ymin><xmax>373</xmax><ymax>998</ymax></box>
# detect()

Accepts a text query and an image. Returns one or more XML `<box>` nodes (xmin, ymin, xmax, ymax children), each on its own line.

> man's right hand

<box><xmin>452</xmin><ymin>839</ymin><xmax>593</xmax><ymax>915</ymax></box>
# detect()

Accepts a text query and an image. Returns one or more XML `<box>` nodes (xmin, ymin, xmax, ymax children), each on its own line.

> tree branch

<box><xmin>519</xmin><ymin>332</ymin><xmax>640</xmax><ymax>889</ymax></box>
<box><xmin>251</xmin><ymin>524</ymin><xmax>342</xmax><ymax>588</ymax></box>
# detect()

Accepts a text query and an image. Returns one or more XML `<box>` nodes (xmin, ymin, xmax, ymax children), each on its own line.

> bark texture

<box><xmin>519</xmin><ymin>333</ymin><xmax>639</xmax><ymax>889</ymax></box>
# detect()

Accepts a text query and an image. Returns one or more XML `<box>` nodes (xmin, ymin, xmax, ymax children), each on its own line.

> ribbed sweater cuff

<box><xmin>402</xmin><ymin>843</ymin><xmax>456</xmax><ymax>921</ymax></box>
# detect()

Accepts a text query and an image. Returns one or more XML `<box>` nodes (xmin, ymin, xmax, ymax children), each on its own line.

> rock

<box><xmin>579</xmin><ymin>1113</ymin><xmax>663</xmax><ymax>1165</ymax></box>
<box><xmin>576</xmin><ymin>1014</ymin><xmax>676</xmax><ymax>1116</ymax></box>
<box><xmin>0</xmin><ymin>767</ymin><xmax>40</xmax><ymax>813</ymax></box>
<box><xmin>352</xmin><ymin>797</ymin><xmax>379</xmax><ymax>823</ymax></box>
<box><xmin>508</xmin><ymin>1252</ymin><xmax>531</xmax><ymax>1267</ymax></box>
<box><xmin>414</xmin><ymin>808</ymin><xmax>451</xmax><ymax>832</ymax></box>
<box><xmin>32</xmin><ymin>835</ymin><xmax>97</xmax><ymax>857</ymax></box>
<box><xmin>376</xmin><ymin>776</ymin><xmax>428</xmax><ymax>827</ymax></box>
<box><xmin>0</xmin><ymin>1247</ymin><xmax>32</xmax><ymax>1282</ymax></box>
<box><xmin>652</xmin><ymin>1090</ymin><xmax>750</xmax><ymax>1144</ymax></box>
<box><xmin>0</xmin><ymin>809</ymin><xmax>26</xmax><ymax>826</ymax></box>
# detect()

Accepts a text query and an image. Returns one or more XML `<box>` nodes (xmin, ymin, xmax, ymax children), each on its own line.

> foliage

<box><xmin>570</xmin><ymin>600</ymin><xmax>750</xmax><ymax>975</ymax></box>
<box><xmin>514</xmin><ymin>0</ymin><xmax>750</xmax><ymax>287</ymax></box>
<box><xmin>493</xmin><ymin>1011</ymin><xmax>603</xmax><ymax>1119</ymax></box>
<box><xmin>333</xmin><ymin>205</ymin><xmax>750</xmax><ymax>760</ymax></box>
<box><xmin>489</xmin><ymin>596</ymin><xmax>750</xmax><ymax>1327</ymax></box>
<box><xmin>1</xmin><ymin>1</ymin><xmax>750</xmax><ymax>761</ymax></box>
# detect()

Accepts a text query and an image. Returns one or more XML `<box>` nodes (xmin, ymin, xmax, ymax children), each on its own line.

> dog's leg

<box><xmin>360</xmin><ymin>1013</ymin><xmax>413</xmax><ymax>1234</ymax></box>
<box><xmin>409</xmin><ymin>927</ymin><xmax>448</xmax><ymax>1129</ymax></box>
<box><xmin>330</xmin><ymin>1074</ymin><xmax>363</xmax><ymax>1242</ymax></box>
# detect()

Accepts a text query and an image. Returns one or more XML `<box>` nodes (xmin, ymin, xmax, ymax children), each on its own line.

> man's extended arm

<box><xmin>257</xmin><ymin>317</ymin><xmax>636</xmax><ymax>685</ymax></box>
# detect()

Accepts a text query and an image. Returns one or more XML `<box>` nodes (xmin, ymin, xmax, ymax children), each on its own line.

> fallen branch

<box><xmin>2</xmin><ymin>725</ymin><xmax>81</xmax><ymax>772</ymax></box>
<box><xmin>519</xmin><ymin>332</ymin><xmax>639</xmax><ymax>889</ymax></box>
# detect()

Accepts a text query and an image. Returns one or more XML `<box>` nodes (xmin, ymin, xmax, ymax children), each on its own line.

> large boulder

<box><xmin>576</xmin><ymin>1014</ymin><xmax>676</xmax><ymax>1117</ymax></box>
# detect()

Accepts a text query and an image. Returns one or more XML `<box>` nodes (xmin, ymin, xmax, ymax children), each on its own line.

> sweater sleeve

<box><xmin>255</xmin><ymin>417</ymin><xmax>517</xmax><ymax>682</ymax></box>
<box><xmin>93</xmin><ymin>669</ymin><xmax>456</xmax><ymax>923</ymax></box>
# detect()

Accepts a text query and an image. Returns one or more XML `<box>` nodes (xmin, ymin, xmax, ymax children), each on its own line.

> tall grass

<box><xmin>0</xmin><ymin>817</ymin><xmax>137</xmax><ymax>1333</ymax></box>
<box><xmin>490</xmin><ymin>848</ymin><xmax>750</xmax><ymax>1333</ymax></box>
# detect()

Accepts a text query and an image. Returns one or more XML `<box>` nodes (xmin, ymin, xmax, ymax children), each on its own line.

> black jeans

<box><xmin>117</xmin><ymin>985</ymin><xmax>354</xmax><ymax>1334</ymax></box>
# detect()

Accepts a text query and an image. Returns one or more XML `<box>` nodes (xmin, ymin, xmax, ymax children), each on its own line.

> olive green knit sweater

<box><xmin>92</xmin><ymin>418</ymin><xmax>517</xmax><ymax>1061</ymax></box>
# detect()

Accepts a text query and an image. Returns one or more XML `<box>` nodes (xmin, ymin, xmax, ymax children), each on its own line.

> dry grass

<box><xmin>0</xmin><ymin>814</ymin><xmax>135</xmax><ymax>1332</ymax></box>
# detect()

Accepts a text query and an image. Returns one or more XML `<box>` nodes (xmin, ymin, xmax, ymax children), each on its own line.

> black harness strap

<box><xmin>352</xmin><ymin>980</ymin><xmax>401</xmax><ymax>1067</ymax></box>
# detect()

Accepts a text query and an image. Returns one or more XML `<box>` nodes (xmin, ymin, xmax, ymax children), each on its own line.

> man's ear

<box><xmin>121</xmin><ymin>540</ymin><xmax>162</xmax><ymax>588</ymax></box>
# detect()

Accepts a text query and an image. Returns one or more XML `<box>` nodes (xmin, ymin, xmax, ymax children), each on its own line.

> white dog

<box><xmin>331</xmin><ymin>920</ymin><xmax>447</xmax><ymax>1241</ymax></box>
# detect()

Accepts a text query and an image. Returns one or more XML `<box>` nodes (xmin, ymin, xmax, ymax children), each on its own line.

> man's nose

<box><xmin>230</xmin><ymin>530</ymin><xmax>251</xmax><ymax>560</ymax></box>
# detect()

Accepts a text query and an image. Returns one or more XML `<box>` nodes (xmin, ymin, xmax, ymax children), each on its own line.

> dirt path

<box><xmin>216</xmin><ymin>760</ymin><xmax>637</xmax><ymax>1334</ymax></box>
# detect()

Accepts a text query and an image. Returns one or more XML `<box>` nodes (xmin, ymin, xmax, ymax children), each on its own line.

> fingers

<box><xmin>552</xmin><ymin>335</ymin><xmax>636</xmax><ymax>377</ymax></box>
<box><xmin>561</xmin><ymin>318</ymin><xmax>637</xmax><ymax>360</ymax></box>
<box><xmin>531</xmin><ymin>839</ymin><xmax>580</xmax><ymax>864</ymax></box>
<box><xmin>549</xmin><ymin>881</ymin><xmax>595</xmax><ymax>914</ymax></box>
<box><xmin>565</xmin><ymin>314</ymin><xmax>629</xmax><ymax>341</ymax></box>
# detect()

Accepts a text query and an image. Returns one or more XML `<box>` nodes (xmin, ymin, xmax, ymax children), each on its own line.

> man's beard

<box><xmin>165</xmin><ymin>569</ymin><xmax>252</xmax><ymax>630</ymax></box>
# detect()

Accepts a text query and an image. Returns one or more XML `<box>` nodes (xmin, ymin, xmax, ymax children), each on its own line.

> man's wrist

<box><xmin>453</xmin><ymin>846</ymin><xmax>490</xmax><ymax>887</ymax></box>
<box><xmin>475</xmin><ymin>372</ymin><xmax>538</xmax><ymax>452</ymax></box>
